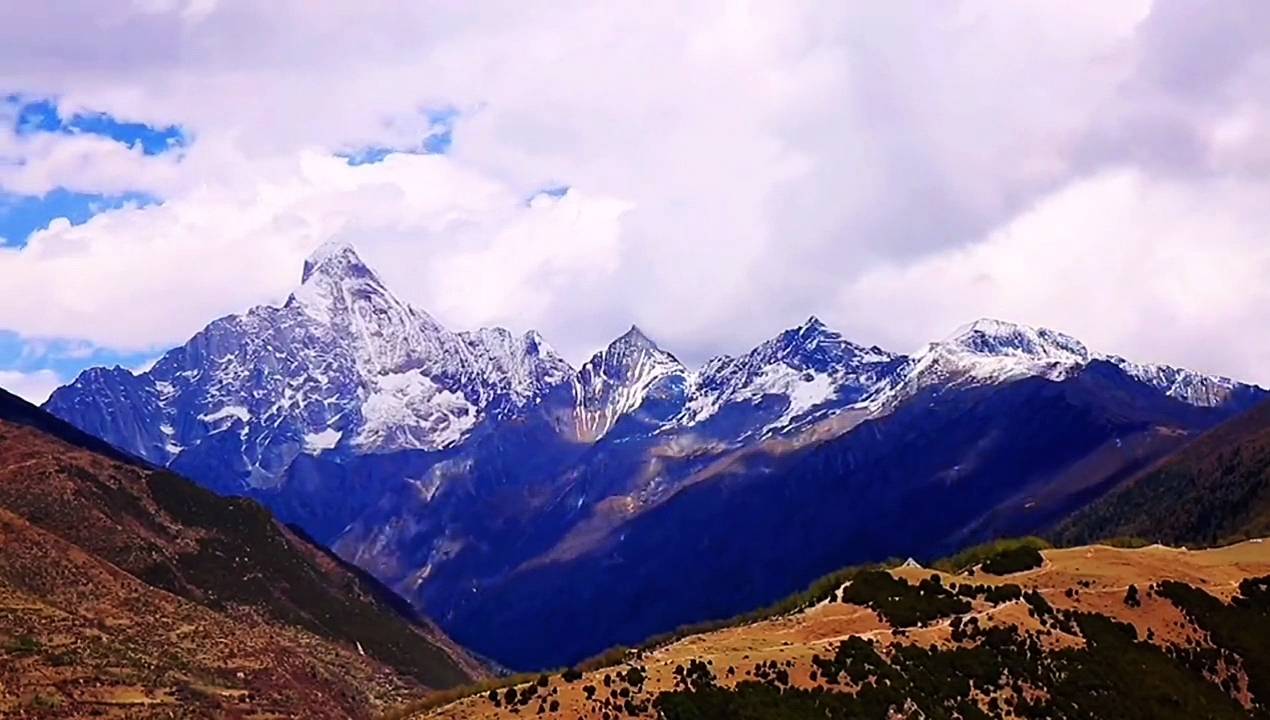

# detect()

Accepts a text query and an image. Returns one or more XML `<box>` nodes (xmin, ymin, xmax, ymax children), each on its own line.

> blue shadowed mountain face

<box><xmin>41</xmin><ymin>244</ymin><xmax>1268</xmax><ymax>670</ymax></box>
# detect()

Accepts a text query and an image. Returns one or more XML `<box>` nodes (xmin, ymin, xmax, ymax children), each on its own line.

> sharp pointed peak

<box><xmin>615</xmin><ymin>324</ymin><xmax>656</xmax><ymax>348</ymax></box>
<box><xmin>589</xmin><ymin>323</ymin><xmax>683</xmax><ymax>367</ymax></box>
<box><xmin>773</xmin><ymin>315</ymin><xmax>840</xmax><ymax>346</ymax></box>
<box><xmin>520</xmin><ymin>328</ymin><xmax>546</xmax><ymax>352</ymax></box>
<box><xmin>791</xmin><ymin>315</ymin><xmax>837</xmax><ymax>338</ymax></box>
<box><xmin>522</xmin><ymin>328</ymin><xmax>556</xmax><ymax>351</ymax></box>
<box><xmin>301</xmin><ymin>240</ymin><xmax>372</xmax><ymax>284</ymax></box>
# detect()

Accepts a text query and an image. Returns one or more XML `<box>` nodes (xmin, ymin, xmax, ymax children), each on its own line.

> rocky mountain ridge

<box><xmin>46</xmin><ymin>245</ymin><xmax>1262</xmax><ymax>490</ymax></box>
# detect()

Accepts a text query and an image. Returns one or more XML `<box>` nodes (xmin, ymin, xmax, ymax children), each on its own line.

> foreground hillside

<box><xmin>406</xmin><ymin>540</ymin><xmax>1270</xmax><ymax>720</ymax></box>
<box><xmin>0</xmin><ymin>389</ymin><xmax>483</xmax><ymax>719</ymax></box>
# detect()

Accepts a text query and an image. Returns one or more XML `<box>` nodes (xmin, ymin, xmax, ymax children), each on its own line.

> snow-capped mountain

<box><xmin>45</xmin><ymin>241</ymin><xmax>572</xmax><ymax>489</ymax></box>
<box><xmin>861</xmin><ymin>318</ymin><xmax>1257</xmax><ymax>413</ymax></box>
<box><xmin>45</xmin><ymin>240</ymin><xmax>1265</xmax><ymax>497</ymax></box>
<box><xmin>679</xmin><ymin>316</ymin><xmax>900</xmax><ymax>434</ymax></box>
<box><xmin>860</xmin><ymin>319</ymin><xmax>1093</xmax><ymax>411</ymax></box>
<box><xmin>567</xmin><ymin>316</ymin><xmax>901</xmax><ymax>444</ymax></box>
<box><xmin>572</xmin><ymin>326</ymin><xmax>687</xmax><ymax>441</ymax></box>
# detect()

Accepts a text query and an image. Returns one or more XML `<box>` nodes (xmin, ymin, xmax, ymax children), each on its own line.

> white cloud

<box><xmin>0</xmin><ymin>150</ymin><xmax>631</xmax><ymax>357</ymax></box>
<box><xmin>0</xmin><ymin>369</ymin><xmax>63</xmax><ymax>404</ymax></box>
<box><xmin>838</xmin><ymin>168</ymin><xmax>1270</xmax><ymax>384</ymax></box>
<box><xmin>0</xmin><ymin>130</ymin><xmax>187</xmax><ymax>196</ymax></box>
<box><xmin>0</xmin><ymin>0</ymin><xmax>1267</xmax><ymax>384</ymax></box>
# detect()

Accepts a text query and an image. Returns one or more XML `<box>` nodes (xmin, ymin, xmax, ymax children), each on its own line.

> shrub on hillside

<box><xmin>838</xmin><ymin>571</ymin><xmax>971</xmax><ymax>627</ymax></box>
<box><xmin>934</xmin><ymin>537</ymin><xmax>1050</xmax><ymax>575</ymax></box>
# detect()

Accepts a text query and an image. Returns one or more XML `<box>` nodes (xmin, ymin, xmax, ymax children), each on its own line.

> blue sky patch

<box><xmin>340</xmin><ymin>108</ymin><xmax>456</xmax><ymax>165</ymax></box>
<box><xmin>525</xmin><ymin>184</ymin><xmax>571</xmax><ymax>205</ymax></box>
<box><xmin>8</xmin><ymin>95</ymin><xmax>187</xmax><ymax>155</ymax></box>
<box><xmin>0</xmin><ymin>189</ymin><xmax>157</xmax><ymax>247</ymax></box>
<box><xmin>0</xmin><ymin>330</ymin><xmax>160</xmax><ymax>386</ymax></box>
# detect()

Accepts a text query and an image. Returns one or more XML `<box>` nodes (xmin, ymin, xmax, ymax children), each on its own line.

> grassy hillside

<box><xmin>1057</xmin><ymin>399</ymin><xmax>1270</xmax><ymax>546</ymax></box>
<box><xmin>403</xmin><ymin>540</ymin><xmax>1270</xmax><ymax>720</ymax></box>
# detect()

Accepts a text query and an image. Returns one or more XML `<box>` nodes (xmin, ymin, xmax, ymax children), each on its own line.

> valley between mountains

<box><xmin>41</xmin><ymin>242</ymin><xmax>1269</xmax><ymax>672</ymax></box>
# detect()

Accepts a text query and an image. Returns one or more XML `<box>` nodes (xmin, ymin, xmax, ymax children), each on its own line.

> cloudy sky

<box><xmin>1</xmin><ymin>0</ymin><xmax>1268</xmax><ymax>402</ymax></box>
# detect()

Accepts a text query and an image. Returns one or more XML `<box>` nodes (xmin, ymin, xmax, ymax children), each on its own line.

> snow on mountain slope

<box><xmin>860</xmin><ymin>319</ymin><xmax>1090</xmax><ymax>411</ymax></box>
<box><xmin>859</xmin><ymin>318</ymin><xmax>1262</xmax><ymax>414</ymax></box>
<box><xmin>1103</xmin><ymin>355</ymin><xmax>1253</xmax><ymax>408</ymax></box>
<box><xmin>290</xmin><ymin>240</ymin><xmax>463</xmax><ymax>376</ymax></box>
<box><xmin>460</xmin><ymin>327</ymin><xmax>574</xmax><ymax>409</ymax></box>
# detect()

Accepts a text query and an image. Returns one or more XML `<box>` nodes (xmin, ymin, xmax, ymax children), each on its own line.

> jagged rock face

<box><xmin>40</xmin><ymin>365</ymin><xmax>169</xmax><ymax>464</ymax></box>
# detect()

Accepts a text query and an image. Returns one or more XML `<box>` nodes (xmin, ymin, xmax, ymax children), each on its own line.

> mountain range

<box><xmin>43</xmin><ymin>242</ymin><xmax>1268</xmax><ymax>669</ymax></box>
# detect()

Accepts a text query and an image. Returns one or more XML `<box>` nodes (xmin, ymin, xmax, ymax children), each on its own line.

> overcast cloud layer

<box><xmin>1</xmin><ymin>0</ymin><xmax>1269</xmax><ymax>402</ymax></box>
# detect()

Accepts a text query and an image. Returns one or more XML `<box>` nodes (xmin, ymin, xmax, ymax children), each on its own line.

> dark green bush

<box><xmin>935</xmin><ymin>537</ymin><xmax>1050</xmax><ymax>575</ymax></box>
<box><xmin>838</xmin><ymin>571</ymin><xmax>971</xmax><ymax>627</ymax></box>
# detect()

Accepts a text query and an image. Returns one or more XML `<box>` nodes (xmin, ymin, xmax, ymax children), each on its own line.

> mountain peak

<box><xmin>788</xmin><ymin>315</ymin><xmax>839</xmax><ymax>344</ymax></box>
<box><xmin>591</xmin><ymin>324</ymin><xmax>681</xmax><ymax>370</ymax></box>
<box><xmin>801</xmin><ymin>315</ymin><xmax>827</xmax><ymax>330</ymax></box>
<box><xmin>946</xmin><ymin>318</ymin><xmax>1088</xmax><ymax>360</ymax></box>
<box><xmin>301</xmin><ymin>240</ymin><xmax>372</xmax><ymax>284</ymax></box>
<box><xmin>868</xmin><ymin>318</ymin><xmax>1095</xmax><ymax>402</ymax></box>
<box><xmin>613</xmin><ymin>324</ymin><xmax>659</xmax><ymax>350</ymax></box>
<box><xmin>574</xmin><ymin>323</ymin><xmax>685</xmax><ymax>441</ymax></box>
<box><xmin>949</xmin><ymin>317</ymin><xmax>1027</xmax><ymax>340</ymax></box>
